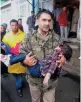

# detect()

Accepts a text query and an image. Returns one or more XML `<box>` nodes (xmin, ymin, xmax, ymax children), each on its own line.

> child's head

<box><xmin>60</xmin><ymin>43</ymin><xmax>73</xmax><ymax>61</ymax></box>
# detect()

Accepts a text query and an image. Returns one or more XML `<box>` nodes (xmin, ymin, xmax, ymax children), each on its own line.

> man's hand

<box><xmin>23</xmin><ymin>52</ymin><xmax>37</xmax><ymax>66</ymax></box>
<box><xmin>43</xmin><ymin>73</ymin><xmax>51</xmax><ymax>87</ymax></box>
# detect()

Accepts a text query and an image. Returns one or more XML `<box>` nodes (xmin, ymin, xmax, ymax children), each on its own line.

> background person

<box><xmin>18</xmin><ymin>18</ymin><xmax>24</xmax><ymax>32</ymax></box>
<box><xmin>26</xmin><ymin>11</ymin><xmax>36</xmax><ymax>34</ymax></box>
<box><xmin>2</xmin><ymin>19</ymin><xmax>26</xmax><ymax>97</ymax></box>
<box><xmin>20</xmin><ymin>9</ymin><xmax>66</xmax><ymax>102</ymax></box>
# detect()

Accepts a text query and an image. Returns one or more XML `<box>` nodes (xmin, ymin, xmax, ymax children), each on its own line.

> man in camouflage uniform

<box><xmin>20</xmin><ymin>9</ymin><xmax>65</xmax><ymax>102</ymax></box>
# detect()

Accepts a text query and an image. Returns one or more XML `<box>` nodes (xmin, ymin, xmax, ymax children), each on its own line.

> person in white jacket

<box><xmin>70</xmin><ymin>4</ymin><xmax>79</xmax><ymax>38</ymax></box>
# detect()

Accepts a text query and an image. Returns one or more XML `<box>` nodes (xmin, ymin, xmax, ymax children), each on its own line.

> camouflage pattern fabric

<box><xmin>20</xmin><ymin>29</ymin><xmax>61</xmax><ymax>88</ymax></box>
<box><xmin>20</xmin><ymin>30</ymin><xmax>61</xmax><ymax>60</ymax></box>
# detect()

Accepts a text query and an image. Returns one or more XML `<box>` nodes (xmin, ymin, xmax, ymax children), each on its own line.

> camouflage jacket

<box><xmin>20</xmin><ymin>30</ymin><xmax>61</xmax><ymax>87</ymax></box>
<box><xmin>20</xmin><ymin>30</ymin><xmax>61</xmax><ymax>60</ymax></box>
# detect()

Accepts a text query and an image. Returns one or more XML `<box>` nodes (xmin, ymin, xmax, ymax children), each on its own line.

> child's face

<box><xmin>55</xmin><ymin>46</ymin><xmax>61</xmax><ymax>52</ymax></box>
<box><xmin>59</xmin><ymin>54</ymin><xmax>66</xmax><ymax>65</ymax></box>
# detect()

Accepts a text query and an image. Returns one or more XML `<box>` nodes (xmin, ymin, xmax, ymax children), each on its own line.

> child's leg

<box><xmin>0</xmin><ymin>54</ymin><xmax>5</xmax><ymax>61</ymax></box>
<box><xmin>13</xmin><ymin>74</ymin><xmax>23</xmax><ymax>97</ymax></box>
<box><xmin>10</xmin><ymin>54</ymin><xmax>27</xmax><ymax>64</ymax></box>
<box><xmin>14</xmin><ymin>74</ymin><xmax>22</xmax><ymax>89</ymax></box>
<box><xmin>28</xmin><ymin>61</ymin><xmax>41</xmax><ymax>77</ymax></box>
<box><xmin>10</xmin><ymin>53</ymin><xmax>41</xmax><ymax>77</ymax></box>
<box><xmin>0</xmin><ymin>54</ymin><xmax>11</xmax><ymax>66</ymax></box>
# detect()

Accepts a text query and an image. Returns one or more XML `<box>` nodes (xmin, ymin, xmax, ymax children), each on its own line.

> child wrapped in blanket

<box><xmin>0</xmin><ymin>42</ymin><xmax>72</xmax><ymax>86</ymax></box>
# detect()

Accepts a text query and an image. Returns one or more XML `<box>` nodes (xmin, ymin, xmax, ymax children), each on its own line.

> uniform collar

<box><xmin>36</xmin><ymin>30</ymin><xmax>52</xmax><ymax>41</ymax></box>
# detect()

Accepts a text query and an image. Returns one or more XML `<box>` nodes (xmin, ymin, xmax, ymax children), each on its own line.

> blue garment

<box><xmin>1</xmin><ymin>42</ymin><xmax>24</xmax><ymax>89</ymax></box>
<box><xmin>10</xmin><ymin>54</ymin><xmax>41</xmax><ymax>77</ymax></box>
<box><xmin>55</xmin><ymin>21</ymin><xmax>60</xmax><ymax>35</ymax></box>
<box><xmin>28</xmin><ymin>61</ymin><xmax>41</xmax><ymax>77</ymax></box>
<box><xmin>53</xmin><ymin>8</ymin><xmax>62</xmax><ymax>35</ymax></box>
<box><xmin>53</xmin><ymin>8</ymin><xmax>62</xmax><ymax>21</ymax></box>
<box><xmin>14</xmin><ymin>74</ymin><xmax>22</xmax><ymax>89</ymax></box>
<box><xmin>1</xmin><ymin>42</ymin><xmax>62</xmax><ymax>79</ymax></box>
<box><xmin>1</xmin><ymin>42</ymin><xmax>41</xmax><ymax>77</ymax></box>
<box><xmin>1</xmin><ymin>42</ymin><xmax>11</xmax><ymax>55</ymax></box>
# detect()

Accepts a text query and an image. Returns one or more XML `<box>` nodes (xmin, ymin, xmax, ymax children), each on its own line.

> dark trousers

<box><xmin>1</xmin><ymin>74</ymin><xmax>20</xmax><ymax>102</ymax></box>
<box><xmin>55</xmin><ymin>21</ymin><xmax>60</xmax><ymax>36</ymax></box>
<box><xmin>13</xmin><ymin>74</ymin><xmax>23</xmax><ymax>89</ymax></box>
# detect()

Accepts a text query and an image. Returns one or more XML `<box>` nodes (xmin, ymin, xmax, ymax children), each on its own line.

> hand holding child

<box><xmin>43</xmin><ymin>73</ymin><xmax>51</xmax><ymax>87</ymax></box>
<box><xmin>23</xmin><ymin>52</ymin><xmax>37</xmax><ymax>66</ymax></box>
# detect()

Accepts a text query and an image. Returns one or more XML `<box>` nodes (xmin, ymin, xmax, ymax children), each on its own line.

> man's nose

<box><xmin>45</xmin><ymin>21</ymin><xmax>49</xmax><ymax>25</ymax></box>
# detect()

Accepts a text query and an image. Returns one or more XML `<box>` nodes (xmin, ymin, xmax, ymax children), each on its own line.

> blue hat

<box><xmin>1</xmin><ymin>23</ymin><xmax>7</xmax><ymax>27</ymax></box>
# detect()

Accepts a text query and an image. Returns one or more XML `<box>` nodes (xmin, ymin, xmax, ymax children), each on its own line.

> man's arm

<box><xmin>43</xmin><ymin>73</ymin><xmax>51</xmax><ymax>86</ymax></box>
<box><xmin>20</xmin><ymin>34</ymin><xmax>37</xmax><ymax>66</ymax></box>
<box><xmin>20</xmin><ymin>34</ymin><xmax>29</xmax><ymax>54</ymax></box>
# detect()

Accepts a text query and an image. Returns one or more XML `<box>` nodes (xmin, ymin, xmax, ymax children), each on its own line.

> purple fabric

<box><xmin>40</xmin><ymin>51</ymin><xmax>60</xmax><ymax>76</ymax></box>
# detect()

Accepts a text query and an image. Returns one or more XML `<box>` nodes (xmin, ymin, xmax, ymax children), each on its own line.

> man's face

<box><xmin>10</xmin><ymin>22</ymin><xmax>18</xmax><ymax>32</ymax></box>
<box><xmin>0</xmin><ymin>26</ymin><xmax>4</xmax><ymax>32</ymax></box>
<box><xmin>4</xmin><ymin>26</ymin><xmax>7</xmax><ymax>31</ymax></box>
<box><xmin>37</xmin><ymin>13</ymin><xmax>52</xmax><ymax>33</ymax></box>
<box><xmin>18</xmin><ymin>20</ymin><xmax>22</xmax><ymax>25</ymax></box>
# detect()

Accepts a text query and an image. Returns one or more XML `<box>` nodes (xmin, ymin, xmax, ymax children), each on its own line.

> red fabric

<box><xmin>10</xmin><ymin>42</ymin><xmax>20</xmax><ymax>55</ymax></box>
<box><xmin>18</xmin><ymin>24</ymin><xmax>24</xmax><ymax>32</ymax></box>
<box><xmin>58</xmin><ymin>11</ymin><xmax>68</xmax><ymax>26</ymax></box>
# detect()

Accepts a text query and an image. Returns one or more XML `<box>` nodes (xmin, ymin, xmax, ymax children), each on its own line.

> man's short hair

<box><xmin>18</xmin><ymin>18</ymin><xmax>22</xmax><ymax>21</ymax></box>
<box><xmin>10</xmin><ymin>19</ymin><xmax>18</xmax><ymax>25</ymax></box>
<box><xmin>36</xmin><ymin>9</ymin><xmax>52</xmax><ymax>19</ymax></box>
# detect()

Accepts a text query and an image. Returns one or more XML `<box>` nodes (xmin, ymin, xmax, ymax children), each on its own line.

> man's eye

<box><xmin>42</xmin><ymin>19</ymin><xmax>46</xmax><ymax>21</ymax></box>
<box><xmin>48</xmin><ymin>20</ymin><xmax>51</xmax><ymax>22</ymax></box>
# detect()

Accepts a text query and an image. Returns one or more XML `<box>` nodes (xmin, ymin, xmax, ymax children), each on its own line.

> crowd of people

<box><xmin>26</xmin><ymin>3</ymin><xmax>79</xmax><ymax>41</ymax></box>
<box><xmin>52</xmin><ymin>3</ymin><xmax>79</xmax><ymax>40</ymax></box>
<box><xmin>0</xmin><ymin>2</ymin><xmax>79</xmax><ymax>102</ymax></box>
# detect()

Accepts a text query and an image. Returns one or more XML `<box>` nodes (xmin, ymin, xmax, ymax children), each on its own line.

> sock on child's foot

<box><xmin>1</xmin><ymin>54</ymin><xmax>11</xmax><ymax>66</ymax></box>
